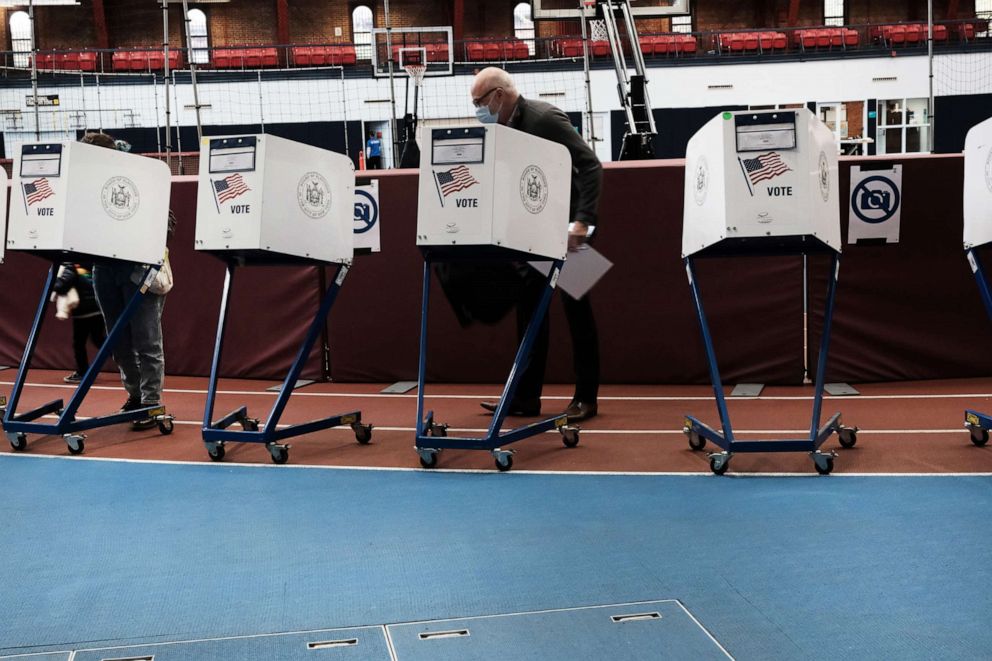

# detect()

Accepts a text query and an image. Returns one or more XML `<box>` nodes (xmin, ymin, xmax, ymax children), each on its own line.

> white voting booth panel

<box><xmin>195</xmin><ymin>134</ymin><xmax>354</xmax><ymax>263</ymax></box>
<box><xmin>682</xmin><ymin>109</ymin><xmax>840</xmax><ymax>257</ymax></box>
<box><xmin>963</xmin><ymin>117</ymin><xmax>992</xmax><ymax>250</ymax></box>
<box><xmin>7</xmin><ymin>142</ymin><xmax>171</xmax><ymax>264</ymax></box>
<box><xmin>0</xmin><ymin>167</ymin><xmax>7</xmax><ymax>264</ymax></box>
<box><xmin>417</xmin><ymin>124</ymin><xmax>570</xmax><ymax>259</ymax></box>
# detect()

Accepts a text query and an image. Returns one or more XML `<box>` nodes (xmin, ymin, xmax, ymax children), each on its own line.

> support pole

<box><xmin>181</xmin><ymin>0</ymin><xmax>203</xmax><ymax>142</ymax></box>
<box><xmin>29</xmin><ymin>0</ymin><xmax>40</xmax><ymax>140</ymax></box>
<box><xmin>162</xmin><ymin>0</ymin><xmax>172</xmax><ymax>171</ymax></box>
<box><xmin>384</xmin><ymin>0</ymin><xmax>399</xmax><ymax>167</ymax></box>
<box><xmin>579</xmin><ymin>0</ymin><xmax>597</xmax><ymax>150</ymax></box>
<box><xmin>928</xmin><ymin>0</ymin><xmax>935</xmax><ymax>153</ymax></box>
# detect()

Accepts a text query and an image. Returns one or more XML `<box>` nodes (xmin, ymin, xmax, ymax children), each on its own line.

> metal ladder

<box><xmin>594</xmin><ymin>0</ymin><xmax>657</xmax><ymax>160</ymax></box>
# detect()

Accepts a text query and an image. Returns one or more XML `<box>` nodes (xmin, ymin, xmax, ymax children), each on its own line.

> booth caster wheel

<box><xmin>206</xmin><ymin>443</ymin><xmax>226</xmax><ymax>462</ymax></box>
<box><xmin>687</xmin><ymin>431</ymin><xmax>706</xmax><ymax>451</ymax></box>
<box><xmin>157</xmin><ymin>416</ymin><xmax>174</xmax><ymax>435</ymax></box>
<box><xmin>709</xmin><ymin>452</ymin><xmax>730</xmax><ymax>475</ymax></box>
<box><xmin>7</xmin><ymin>432</ymin><xmax>27</xmax><ymax>451</ymax></box>
<box><xmin>241</xmin><ymin>418</ymin><xmax>260</xmax><ymax>432</ymax></box>
<box><xmin>418</xmin><ymin>449</ymin><xmax>439</xmax><ymax>469</ymax></box>
<box><xmin>813</xmin><ymin>451</ymin><xmax>836</xmax><ymax>475</ymax></box>
<box><xmin>560</xmin><ymin>426</ymin><xmax>580</xmax><ymax>448</ymax></box>
<box><xmin>838</xmin><ymin>427</ymin><xmax>858</xmax><ymax>448</ymax></box>
<box><xmin>65</xmin><ymin>434</ymin><xmax>85</xmax><ymax>455</ymax></box>
<box><xmin>493</xmin><ymin>450</ymin><xmax>515</xmax><ymax>472</ymax></box>
<box><xmin>268</xmin><ymin>444</ymin><xmax>290</xmax><ymax>465</ymax></box>
<box><xmin>352</xmin><ymin>422</ymin><xmax>373</xmax><ymax>445</ymax></box>
<box><xmin>969</xmin><ymin>426</ymin><xmax>989</xmax><ymax>447</ymax></box>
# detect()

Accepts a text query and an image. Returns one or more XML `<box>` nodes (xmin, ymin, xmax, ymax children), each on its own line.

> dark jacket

<box><xmin>53</xmin><ymin>262</ymin><xmax>101</xmax><ymax>318</ymax></box>
<box><xmin>507</xmin><ymin>96</ymin><xmax>603</xmax><ymax>226</ymax></box>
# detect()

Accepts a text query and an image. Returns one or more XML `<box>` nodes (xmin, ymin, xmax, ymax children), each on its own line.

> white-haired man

<box><xmin>471</xmin><ymin>66</ymin><xmax>603</xmax><ymax>422</ymax></box>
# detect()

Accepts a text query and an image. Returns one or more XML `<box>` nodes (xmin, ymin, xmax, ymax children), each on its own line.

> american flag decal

<box><xmin>434</xmin><ymin>166</ymin><xmax>479</xmax><ymax>197</ymax></box>
<box><xmin>23</xmin><ymin>178</ymin><xmax>54</xmax><ymax>206</ymax></box>
<box><xmin>213</xmin><ymin>173</ymin><xmax>250</xmax><ymax>204</ymax></box>
<box><xmin>741</xmin><ymin>152</ymin><xmax>791</xmax><ymax>185</ymax></box>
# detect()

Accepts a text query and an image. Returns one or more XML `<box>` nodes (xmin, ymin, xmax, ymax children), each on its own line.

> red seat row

<box><xmin>464</xmin><ymin>40</ymin><xmax>530</xmax><ymax>61</ymax></box>
<box><xmin>291</xmin><ymin>45</ymin><xmax>357</xmax><ymax>66</ymax></box>
<box><xmin>876</xmin><ymin>23</ymin><xmax>949</xmax><ymax>44</ymax></box>
<box><xmin>212</xmin><ymin>47</ymin><xmax>279</xmax><ymax>68</ymax></box>
<box><xmin>390</xmin><ymin>42</ymin><xmax>450</xmax><ymax>63</ymax></box>
<box><xmin>639</xmin><ymin>34</ymin><xmax>697</xmax><ymax>55</ymax></box>
<box><xmin>794</xmin><ymin>28</ymin><xmax>859</xmax><ymax>49</ymax></box>
<box><xmin>33</xmin><ymin>52</ymin><xmax>98</xmax><ymax>71</ymax></box>
<box><xmin>553</xmin><ymin>39</ymin><xmax>610</xmax><ymax>58</ymax></box>
<box><xmin>112</xmin><ymin>49</ymin><xmax>183</xmax><ymax>71</ymax></box>
<box><xmin>719</xmin><ymin>31</ymin><xmax>787</xmax><ymax>52</ymax></box>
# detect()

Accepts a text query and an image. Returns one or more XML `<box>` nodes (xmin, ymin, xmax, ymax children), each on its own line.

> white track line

<box><xmin>4</xmin><ymin>380</ymin><xmax>992</xmax><ymax>402</ymax></box>
<box><xmin>12</xmin><ymin>413</ymin><xmax>974</xmax><ymax>435</ymax></box>
<box><xmin>3</xmin><ymin>453</ymin><xmax>991</xmax><ymax>478</ymax></box>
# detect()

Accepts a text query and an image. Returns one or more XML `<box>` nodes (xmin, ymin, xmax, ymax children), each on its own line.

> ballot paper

<box><xmin>529</xmin><ymin>245</ymin><xmax>612</xmax><ymax>299</ymax></box>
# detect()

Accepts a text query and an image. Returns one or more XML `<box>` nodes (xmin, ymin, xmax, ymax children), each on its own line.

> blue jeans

<box><xmin>93</xmin><ymin>262</ymin><xmax>166</xmax><ymax>406</ymax></box>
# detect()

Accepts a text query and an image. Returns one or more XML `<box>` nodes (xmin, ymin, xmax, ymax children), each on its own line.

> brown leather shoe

<box><xmin>565</xmin><ymin>400</ymin><xmax>598</xmax><ymax>422</ymax></box>
<box><xmin>480</xmin><ymin>399</ymin><xmax>541</xmax><ymax>416</ymax></box>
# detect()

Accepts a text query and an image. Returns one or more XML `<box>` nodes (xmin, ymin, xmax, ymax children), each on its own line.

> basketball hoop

<box><xmin>404</xmin><ymin>62</ymin><xmax>427</xmax><ymax>87</ymax></box>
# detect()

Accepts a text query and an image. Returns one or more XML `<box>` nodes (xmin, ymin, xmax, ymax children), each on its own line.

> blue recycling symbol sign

<box><xmin>354</xmin><ymin>188</ymin><xmax>378</xmax><ymax>234</ymax></box>
<box><xmin>851</xmin><ymin>175</ymin><xmax>901</xmax><ymax>224</ymax></box>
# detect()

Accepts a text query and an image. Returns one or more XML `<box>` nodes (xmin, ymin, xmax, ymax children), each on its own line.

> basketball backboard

<box><xmin>371</xmin><ymin>26</ymin><xmax>453</xmax><ymax>78</ymax></box>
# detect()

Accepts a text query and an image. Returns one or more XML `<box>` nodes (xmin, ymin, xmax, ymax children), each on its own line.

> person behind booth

<box><xmin>52</xmin><ymin>261</ymin><xmax>106</xmax><ymax>383</ymax></box>
<box><xmin>470</xmin><ymin>67</ymin><xmax>603</xmax><ymax>422</ymax></box>
<box><xmin>83</xmin><ymin>131</ymin><xmax>170</xmax><ymax>430</ymax></box>
<box><xmin>366</xmin><ymin>131</ymin><xmax>383</xmax><ymax>169</ymax></box>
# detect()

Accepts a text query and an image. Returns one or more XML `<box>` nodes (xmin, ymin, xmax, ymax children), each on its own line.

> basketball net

<box><xmin>404</xmin><ymin>63</ymin><xmax>427</xmax><ymax>87</ymax></box>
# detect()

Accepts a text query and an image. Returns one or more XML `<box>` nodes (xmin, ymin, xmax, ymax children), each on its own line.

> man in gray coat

<box><xmin>472</xmin><ymin>66</ymin><xmax>603</xmax><ymax>422</ymax></box>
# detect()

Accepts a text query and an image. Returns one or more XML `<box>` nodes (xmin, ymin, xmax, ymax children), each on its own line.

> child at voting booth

<box><xmin>51</xmin><ymin>261</ymin><xmax>106</xmax><ymax>383</ymax></box>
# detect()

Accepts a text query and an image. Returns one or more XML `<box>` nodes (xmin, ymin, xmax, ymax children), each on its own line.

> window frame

<box><xmin>513</xmin><ymin>2</ymin><xmax>536</xmax><ymax>55</ymax></box>
<box><xmin>823</xmin><ymin>0</ymin><xmax>845</xmax><ymax>27</ymax></box>
<box><xmin>352</xmin><ymin>5</ymin><xmax>374</xmax><ymax>61</ymax></box>
<box><xmin>186</xmin><ymin>8</ymin><xmax>210</xmax><ymax>65</ymax></box>
<box><xmin>10</xmin><ymin>10</ymin><xmax>32</xmax><ymax>69</ymax></box>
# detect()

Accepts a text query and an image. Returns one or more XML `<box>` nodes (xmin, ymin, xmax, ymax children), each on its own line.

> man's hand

<box><xmin>568</xmin><ymin>221</ymin><xmax>589</xmax><ymax>253</ymax></box>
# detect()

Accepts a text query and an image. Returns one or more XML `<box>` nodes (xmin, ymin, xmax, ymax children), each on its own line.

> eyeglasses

<box><xmin>472</xmin><ymin>86</ymin><xmax>501</xmax><ymax>108</ymax></box>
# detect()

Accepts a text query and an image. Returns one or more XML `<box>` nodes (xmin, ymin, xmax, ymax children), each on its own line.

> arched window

<box><xmin>352</xmin><ymin>6</ymin><xmax>373</xmax><ymax>61</ymax></box>
<box><xmin>10</xmin><ymin>11</ymin><xmax>32</xmax><ymax>69</ymax></box>
<box><xmin>187</xmin><ymin>8</ymin><xmax>209</xmax><ymax>65</ymax></box>
<box><xmin>513</xmin><ymin>3</ymin><xmax>535</xmax><ymax>56</ymax></box>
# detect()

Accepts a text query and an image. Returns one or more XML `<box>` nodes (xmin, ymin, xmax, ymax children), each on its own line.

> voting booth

<box><xmin>194</xmin><ymin>134</ymin><xmax>371</xmax><ymax>465</ymax></box>
<box><xmin>683</xmin><ymin>108</ymin><xmax>840</xmax><ymax>258</ymax></box>
<box><xmin>413</xmin><ymin>124</ymin><xmax>578</xmax><ymax>472</ymax></box>
<box><xmin>959</xmin><ymin>117</ymin><xmax>992</xmax><ymax>445</ymax></box>
<box><xmin>417</xmin><ymin>125</ymin><xmax>570</xmax><ymax>259</ymax></box>
<box><xmin>3</xmin><ymin>142</ymin><xmax>174</xmax><ymax>455</ymax></box>
<box><xmin>7</xmin><ymin>141</ymin><xmax>171</xmax><ymax>264</ymax></box>
<box><xmin>680</xmin><ymin>109</ymin><xmax>856</xmax><ymax>475</ymax></box>
<box><xmin>195</xmin><ymin>134</ymin><xmax>354</xmax><ymax>263</ymax></box>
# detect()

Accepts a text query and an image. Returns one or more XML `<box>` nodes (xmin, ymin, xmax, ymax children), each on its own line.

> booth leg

<box><xmin>684</xmin><ymin>257</ymin><xmax>735</xmax><ymax>443</ymax></box>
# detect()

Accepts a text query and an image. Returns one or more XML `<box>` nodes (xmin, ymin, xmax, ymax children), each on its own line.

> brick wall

<box><xmin>3</xmin><ymin>0</ymin><xmax>982</xmax><ymax>52</ymax></box>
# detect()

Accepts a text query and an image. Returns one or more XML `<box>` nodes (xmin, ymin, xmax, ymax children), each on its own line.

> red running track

<box><xmin>2</xmin><ymin>370</ymin><xmax>992</xmax><ymax>474</ymax></box>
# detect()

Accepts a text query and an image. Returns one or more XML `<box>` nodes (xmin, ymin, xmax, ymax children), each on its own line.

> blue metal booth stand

<box><xmin>200</xmin><ymin>259</ymin><xmax>372</xmax><ymax>464</ymax></box>
<box><xmin>414</xmin><ymin>251</ymin><xmax>580</xmax><ymax>472</ymax></box>
<box><xmin>4</xmin><ymin>260</ymin><xmax>175</xmax><ymax>454</ymax></box>
<box><xmin>960</xmin><ymin>117</ymin><xmax>992</xmax><ymax>447</ymax></box>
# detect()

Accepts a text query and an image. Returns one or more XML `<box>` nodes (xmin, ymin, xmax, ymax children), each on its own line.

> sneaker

<box><xmin>120</xmin><ymin>398</ymin><xmax>143</xmax><ymax>413</ymax></box>
<box><xmin>63</xmin><ymin>372</ymin><xmax>82</xmax><ymax>383</ymax></box>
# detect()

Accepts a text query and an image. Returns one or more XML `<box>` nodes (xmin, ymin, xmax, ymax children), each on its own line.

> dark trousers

<box><xmin>367</xmin><ymin>155</ymin><xmax>382</xmax><ymax>169</ymax></box>
<box><xmin>72</xmin><ymin>314</ymin><xmax>106</xmax><ymax>374</ymax></box>
<box><xmin>515</xmin><ymin>266</ymin><xmax>600</xmax><ymax>405</ymax></box>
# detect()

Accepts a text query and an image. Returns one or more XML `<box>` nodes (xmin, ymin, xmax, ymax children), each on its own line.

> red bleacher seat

<box><xmin>333</xmin><ymin>45</ymin><xmax>357</xmax><ymax>65</ymax></box>
<box><xmin>112</xmin><ymin>51</ymin><xmax>129</xmax><ymax>71</ymax></box>
<box><xmin>129</xmin><ymin>51</ymin><xmax>148</xmax><ymax>71</ymax></box>
<box><xmin>904</xmin><ymin>24</ymin><xmax>922</xmax><ymax>43</ymax></box>
<box><xmin>291</xmin><ymin>46</ymin><xmax>312</xmax><ymax>66</ymax></box>
<box><xmin>465</xmin><ymin>42</ymin><xmax>485</xmax><ymax>61</ymax></box>
<box><xmin>78</xmin><ymin>51</ymin><xmax>97</xmax><ymax>71</ymax></box>
<box><xmin>511</xmin><ymin>40</ymin><xmax>530</xmax><ymax>59</ymax></box>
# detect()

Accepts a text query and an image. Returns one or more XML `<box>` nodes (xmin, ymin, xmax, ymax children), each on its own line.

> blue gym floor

<box><xmin>1</xmin><ymin>454</ymin><xmax>990</xmax><ymax>660</ymax></box>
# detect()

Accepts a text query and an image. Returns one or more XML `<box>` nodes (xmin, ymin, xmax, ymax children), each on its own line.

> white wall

<box><xmin>1</xmin><ymin>51</ymin><xmax>990</xmax><ymax>159</ymax></box>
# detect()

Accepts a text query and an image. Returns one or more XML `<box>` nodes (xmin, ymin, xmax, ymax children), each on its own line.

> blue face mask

<box><xmin>476</xmin><ymin>105</ymin><xmax>499</xmax><ymax>124</ymax></box>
